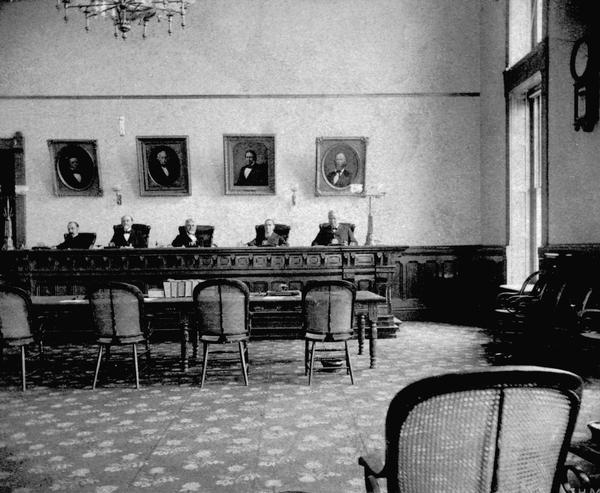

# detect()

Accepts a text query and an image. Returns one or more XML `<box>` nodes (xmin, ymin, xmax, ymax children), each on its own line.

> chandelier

<box><xmin>57</xmin><ymin>0</ymin><xmax>195</xmax><ymax>39</ymax></box>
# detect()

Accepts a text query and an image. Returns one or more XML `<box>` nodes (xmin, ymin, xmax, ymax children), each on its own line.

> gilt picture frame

<box><xmin>49</xmin><ymin>139</ymin><xmax>102</xmax><ymax>197</ymax></box>
<box><xmin>224</xmin><ymin>134</ymin><xmax>276</xmax><ymax>195</ymax></box>
<box><xmin>137</xmin><ymin>136</ymin><xmax>190</xmax><ymax>196</ymax></box>
<box><xmin>315</xmin><ymin>136</ymin><xmax>367</xmax><ymax>196</ymax></box>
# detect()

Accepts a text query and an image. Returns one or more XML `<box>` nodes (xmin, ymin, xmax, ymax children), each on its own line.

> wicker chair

<box><xmin>0</xmin><ymin>286</ymin><xmax>43</xmax><ymax>391</ymax></box>
<box><xmin>88</xmin><ymin>282</ymin><xmax>149</xmax><ymax>389</ymax></box>
<box><xmin>193</xmin><ymin>279</ymin><xmax>250</xmax><ymax>388</ymax></box>
<box><xmin>358</xmin><ymin>366</ymin><xmax>583</xmax><ymax>493</ymax></box>
<box><xmin>303</xmin><ymin>280</ymin><xmax>356</xmax><ymax>385</ymax></box>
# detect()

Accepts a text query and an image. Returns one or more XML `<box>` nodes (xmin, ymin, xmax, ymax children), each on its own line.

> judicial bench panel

<box><xmin>0</xmin><ymin>244</ymin><xmax>506</xmax><ymax>332</ymax></box>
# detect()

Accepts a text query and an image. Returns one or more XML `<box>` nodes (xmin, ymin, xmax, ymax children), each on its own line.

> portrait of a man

<box><xmin>224</xmin><ymin>135</ymin><xmax>275</xmax><ymax>195</ymax></box>
<box><xmin>148</xmin><ymin>146</ymin><xmax>181</xmax><ymax>187</ymax></box>
<box><xmin>57</xmin><ymin>146</ymin><xmax>94</xmax><ymax>191</ymax></box>
<box><xmin>325</xmin><ymin>152</ymin><xmax>354</xmax><ymax>188</ymax></box>
<box><xmin>235</xmin><ymin>149</ymin><xmax>268</xmax><ymax>186</ymax></box>
<box><xmin>137</xmin><ymin>136</ymin><xmax>190</xmax><ymax>196</ymax></box>
<box><xmin>315</xmin><ymin>137</ymin><xmax>367</xmax><ymax>196</ymax></box>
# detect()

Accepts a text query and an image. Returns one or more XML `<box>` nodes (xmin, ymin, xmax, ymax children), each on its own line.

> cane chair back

<box><xmin>358</xmin><ymin>366</ymin><xmax>582</xmax><ymax>493</ymax></box>
<box><xmin>193</xmin><ymin>279</ymin><xmax>250</xmax><ymax>387</ymax></box>
<box><xmin>303</xmin><ymin>280</ymin><xmax>355</xmax><ymax>342</ymax></box>
<box><xmin>0</xmin><ymin>286</ymin><xmax>37</xmax><ymax>391</ymax></box>
<box><xmin>0</xmin><ymin>286</ymin><xmax>33</xmax><ymax>344</ymax></box>
<box><xmin>88</xmin><ymin>282</ymin><xmax>147</xmax><ymax>389</ymax></box>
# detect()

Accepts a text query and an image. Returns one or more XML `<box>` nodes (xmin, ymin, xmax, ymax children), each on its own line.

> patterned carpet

<box><xmin>1</xmin><ymin>322</ymin><xmax>600</xmax><ymax>493</ymax></box>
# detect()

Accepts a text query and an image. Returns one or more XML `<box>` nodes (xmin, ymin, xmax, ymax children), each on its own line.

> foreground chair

<box><xmin>358</xmin><ymin>366</ymin><xmax>582</xmax><ymax>493</ymax></box>
<box><xmin>89</xmin><ymin>282</ymin><xmax>149</xmax><ymax>389</ymax></box>
<box><xmin>303</xmin><ymin>280</ymin><xmax>356</xmax><ymax>385</ymax></box>
<box><xmin>0</xmin><ymin>286</ymin><xmax>43</xmax><ymax>391</ymax></box>
<box><xmin>193</xmin><ymin>279</ymin><xmax>250</xmax><ymax>388</ymax></box>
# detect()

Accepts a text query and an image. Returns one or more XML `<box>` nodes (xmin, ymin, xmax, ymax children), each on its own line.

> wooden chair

<box><xmin>253</xmin><ymin>223</ymin><xmax>290</xmax><ymax>243</ymax></box>
<box><xmin>318</xmin><ymin>222</ymin><xmax>355</xmax><ymax>233</ymax></box>
<box><xmin>193</xmin><ymin>279</ymin><xmax>250</xmax><ymax>388</ymax></box>
<box><xmin>177</xmin><ymin>225</ymin><xmax>215</xmax><ymax>247</ymax></box>
<box><xmin>0</xmin><ymin>286</ymin><xmax>43</xmax><ymax>391</ymax></box>
<box><xmin>112</xmin><ymin>223</ymin><xmax>151</xmax><ymax>248</ymax></box>
<box><xmin>61</xmin><ymin>232</ymin><xmax>97</xmax><ymax>249</ymax></box>
<box><xmin>303</xmin><ymin>280</ymin><xmax>356</xmax><ymax>385</ymax></box>
<box><xmin>358</xmin><ymin>366</ymin><xmax>583</xmax><ymax>493</ymax></box>
<box><xmin>88</xmin><ymin>282</ymin><xmax>150</xmax><ymax>389</ymax></box>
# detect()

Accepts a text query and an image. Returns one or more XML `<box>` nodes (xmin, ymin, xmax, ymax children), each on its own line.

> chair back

<box><xmin>303</xmin><ymin>280</ymin><xmax>355</xmax><ymax>340</ymax></box>
<box><xmin>112</xmin><ymin>224</ymin><xmax>151</xmax><ymax>247</ymax></box>
<box><xmin>63</xmin><ymin>232</ymin><xmax>97</xmax><ymax>248</ymax></box>
<box><xmin>88</xmin><ymin>282</ymin><xmax>145</xmax><ymax>342</ymax></box>
<box><xmin>379</xmin><ymin>366</ymin><xmax>582</xmax><ymax>493</ymax></box>
<box><xmin>319</xmin><ymin>222</ymin><xmax>355</xmax><ymax>232</ymax></box>
<box><xmin>0</xmin><ymin>286</ymin><xmax>33</xmax><ymax>342</ymax></box>
<box><xmin>193</xmin><ymin>279</ymin><xmax>250</xmax><ymax>341</ymax></box>
<box><xmin>178</xmin><ymin>225</ymin><xmax>215</xmax><ymax>247</ymax></box>
<box><xmin>254</xmin><ymin>223</ymin><xmax>291</xmax><ymax>243</ymax></box>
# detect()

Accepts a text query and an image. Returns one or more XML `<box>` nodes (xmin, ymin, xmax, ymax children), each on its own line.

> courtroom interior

<box><xmin>2</xmin><ymin>0</ymin><xmax>600</xmax><ymax>492</ymax></box>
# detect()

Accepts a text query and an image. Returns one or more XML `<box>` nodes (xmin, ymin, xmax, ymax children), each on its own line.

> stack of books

<box><xmin>162</xmin><ymin>279</ymin><xmax>204</xmax><ymax>298</ymax></box>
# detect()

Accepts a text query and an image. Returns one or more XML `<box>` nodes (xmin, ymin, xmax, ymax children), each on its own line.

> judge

<box><xmin>311</xmin><ymin>210</ymin><xmax>357</xmax><ymax>246</ymax></box>
<box><xmin>56</xmin><ymin>221</ymin><xmax>92</xmax><ymax>249</ymax></box>
<box><xmin>247</xmin><ymin>218</ymin><xmax>288</xmax><ymax>247</ymax></box>
<box><xmin>172</xmin><ymin>218</ymin><xmax>200</xmax><ymax>247</ymax></box>
<box><xmin>109</xmin><ymin>215</ymin><xmax>146</xmax><ymax>248</ymax></box>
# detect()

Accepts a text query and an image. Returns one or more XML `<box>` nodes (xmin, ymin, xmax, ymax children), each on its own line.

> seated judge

<box><xmin>56</xmin><ymin>221</ymin><xmax>92</xmax><ymax>249</ymax></box>
<box><xmin>172</xmin><ymin>218</ymin><xmax>200</xmax><ymax>247</ymax></box>
<box><xmin>311</xmin><ymin>210</ymin><xmax>358</xmax><ymax>246</ymax></box>
<box><xmin>109</xmin><ymin>214</ymin><xmax>146</xmax><ymax>248</ymax></box>
<box><xmin>247</xmin><ymin>218</ymin><xmax>288</xmax><ymax>247</ymax></box>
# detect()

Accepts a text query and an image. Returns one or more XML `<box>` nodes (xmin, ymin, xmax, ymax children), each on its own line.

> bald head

<box><xmin>121</xmin><ymin>215</ymin><xmax>133</xmax><ymax>231</ymax></box>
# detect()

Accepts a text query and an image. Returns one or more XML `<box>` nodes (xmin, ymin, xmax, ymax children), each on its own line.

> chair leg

<box><xmin>305</xmin><ymin>339</ymin><xmax>309</xmax><ymax>375</ymax></box>
<box><xmin>92</xmin><ymin>345</ymin><xmax>104</xmax><ymax>390</ymax></box>
<box><xmin>239</xmin><ymin>341</ymin><xmax>248</xmax><ymax>386</ymax></box>
<box><xmin>21</xmin><ymin>345</ymin><xmax>27</xmax><ymax>392</ymax></box>
<box><xmin>132</xmin><ymin>344</ymin><xmax>140</xmax><ymax>390</ymax></box>
<box><xmin>200</xmin><ymin>342</ymin><xmax>209</xmax><ymax>389</ymax></box>
<box><xmin>308</xmin><ymin>341</ymin><xmax>316</xmax><ymax>386</ymax></box>
<box><xmin>345</xmin><ymin>341</ymin><xmax>354</xmax><ymax>385</ymax></box>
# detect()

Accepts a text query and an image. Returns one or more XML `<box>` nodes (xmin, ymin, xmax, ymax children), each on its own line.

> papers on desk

<box><xmin>163</xmin><ymin>279</ymin><xmax>204</xmax><ymax>298</ymax></box>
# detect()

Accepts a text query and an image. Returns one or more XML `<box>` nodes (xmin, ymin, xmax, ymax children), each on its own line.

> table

<box><xmin>32</xmin><ymin>290</ymin><xmax>385</xmax><ymax>372</ymax></box>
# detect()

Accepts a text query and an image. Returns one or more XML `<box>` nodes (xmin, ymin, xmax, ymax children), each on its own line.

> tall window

<box><xmin>508</xmin><ymin>0</ymin><xmax>545</xmax><ymax>66</ymax></box>
<box><xmin>507</xmin><ymin>76</ymin><xmax>543</xmax><ymax>283</ymax></box>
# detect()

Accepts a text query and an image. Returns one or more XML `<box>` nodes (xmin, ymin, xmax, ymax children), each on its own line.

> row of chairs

<box><xmin>0</xmin><ymin>280</ymin><xmax>358</xmax><ymax>390</ymax></box>
<box><xmin>493</xmin><ymin>270</ymin><xmax>593</xmax><ymax>339</ymax></box>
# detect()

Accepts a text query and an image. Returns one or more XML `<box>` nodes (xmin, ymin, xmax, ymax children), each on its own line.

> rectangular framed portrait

<box><xmin>48</xmin><ymin>139</ymin><xmax>102</xmax><ymax>197</ymax></box>
<box><xmin>224</xmin><ymin>134</ymin><xmax>275</xmax><ymax>195</ymax></box>
<box><xmin>315</xmin><ymin>137</ymin><xmax>368</xmax><ymax>196</ymax></box>
<box><xmin>137</xmin><ymin>136</ymin><xmax>190</xmax><ymax>196</ymax></box>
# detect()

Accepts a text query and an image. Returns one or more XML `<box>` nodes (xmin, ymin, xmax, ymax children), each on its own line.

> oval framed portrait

<box><xmin>315</xmin><ymin>137</ymin><xmax>367</xmax><ymax>196</ymax></box>
<box><xmin>49</xmin><ymin>140</ymin><xmax>102</xmax><ymax>196</ymax></box>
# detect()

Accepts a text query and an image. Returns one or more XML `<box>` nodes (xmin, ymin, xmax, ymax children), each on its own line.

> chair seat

<box><xmin>305</xmin><ymin>331</ymin><xmax>353</xmax><ymax>342</ymax></box>
<box><xmin>200</xmin><ymin>333</ymin><xmax>248</xmax><ymax>344</ymax></box>
<box><xmin>1</xmin><ymin>336</ymin><xmax>35</xmax><ymax>347</ymax></box>
<box><xmin>97</xmin><ymin>335</ymin><xmax>146</xmax><ymax>345</ymax></box>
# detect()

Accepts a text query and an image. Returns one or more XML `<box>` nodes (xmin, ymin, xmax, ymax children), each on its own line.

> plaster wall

<box><xmin>547</xmin><ymin>0</ymin><xmax>600</xmax><ymax>244</ymax></box>
<box><xmin>0</xmin><ymin>0</ymin><xmax>491</xmax><ymax>248</ymax></box>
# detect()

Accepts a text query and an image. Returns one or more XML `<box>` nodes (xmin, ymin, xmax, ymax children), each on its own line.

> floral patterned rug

<box><xmin>1</xmin><ymin>322</ymin><xmax>599</xmax><ymax>493</ymax></box>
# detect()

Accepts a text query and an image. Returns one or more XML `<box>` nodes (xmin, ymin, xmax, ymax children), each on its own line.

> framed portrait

<box><xmin>315</xmin><ymin>137</ymin><xmax>368</xmax><ymax>196</ymax></box>
<box><xmin>224</xmin><ymin>134</ymin><xmax>275</xmax><ymax>195</ymax></box>
<box><xmin>48</xmin><ymin>140</ymin><xmax>102</xmax><ymax>196</ymax></box>
<box><xmin>137</xmin><ymin>136</ymin><xmax>190</xmax><ymax>196</ymax></box>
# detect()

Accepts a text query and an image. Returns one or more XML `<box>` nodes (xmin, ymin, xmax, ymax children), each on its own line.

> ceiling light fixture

<box><xmin>57</xmin><ymin>0</ymin><xmax>195</xmax><ymax>39</ymax></box>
